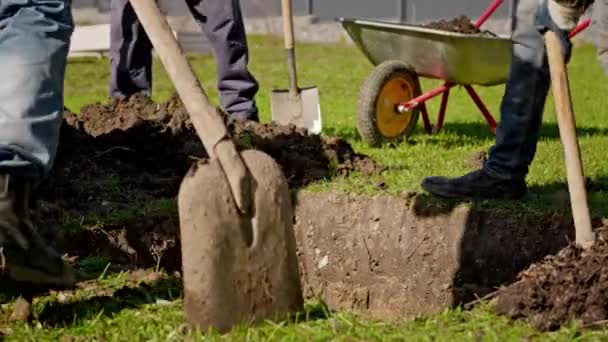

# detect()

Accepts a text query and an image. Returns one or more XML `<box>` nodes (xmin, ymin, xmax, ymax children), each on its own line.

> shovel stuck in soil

<box><xmin>271</xmin><ymin>0</ymin><xmax>322</xmax><ymax>134</ymax></box>
<box><xmin>545</xmin><ymin>30</ymin><xmax>595</xmax><ymax>248</ymax></box>
<box><xmin>128</xmin><ymin>0</ymin><xmax>303</xmax><ymax>333</ymax></box>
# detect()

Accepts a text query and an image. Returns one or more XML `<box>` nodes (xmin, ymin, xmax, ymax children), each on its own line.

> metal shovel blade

<box><xmin>271</xmin><ymin>86</ymin><xmax>322</xmax><ymax>134</ymax></box>
<box><xmin>178</xmin><ymin>149</ymin><xmax>304</xmax><ymax>333</ymax></box>
<box><xmin>127</xmin><ymin>0</ymin><xmax>303</xmax><ymax>333</ymax></box>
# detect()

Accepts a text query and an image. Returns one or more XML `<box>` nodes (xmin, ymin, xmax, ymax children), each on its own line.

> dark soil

<box><xmin>422</xmin><ymin>15</ymin><xmax>481</xmax><ymax>34</ymax></box>
<box><xmin>228</xmin><ymin>120</ymin><xmax>382</xmax><ymax>186</ymax></box>
<box><xmin>43</xmin><ymin>95</ymin><xmax>200</xmax><ymax>213</ymax></box>
<box><xmin>35</xmin><ymin>94</ymin><xmax>381</xmax><ymax>270</ymax></box>
<box><xmin>45</xmin><ymin>94</ymin><xmax>381</xmax><ymax>206</ymax></box>
<box><xmin>495</xmin><ymin>228</ymin><xmax>608</xmax><ymax>331</ymax></box>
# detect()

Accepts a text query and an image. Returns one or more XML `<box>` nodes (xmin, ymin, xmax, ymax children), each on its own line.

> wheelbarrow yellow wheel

<box><xmin>357</xmin><ymin>60</ymin><xmax>421</xmax><ymax>147</ymax></box>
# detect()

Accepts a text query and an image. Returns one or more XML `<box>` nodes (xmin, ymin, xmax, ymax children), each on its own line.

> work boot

<box><xmin>0</xmin><ymin>175</ymin><xmax>76</xmax><ymax>288</ymax></box>
<box><xmin>421</xmin><ymin>169</ymin><xmax>527</xmax><ymax>200</ymax></box>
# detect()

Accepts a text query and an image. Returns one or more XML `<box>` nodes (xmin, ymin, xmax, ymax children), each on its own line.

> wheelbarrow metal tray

<box><xmin>339</xmin><ymin>18</ymin><xmax>512</xmax><ymax>86</ymax></box>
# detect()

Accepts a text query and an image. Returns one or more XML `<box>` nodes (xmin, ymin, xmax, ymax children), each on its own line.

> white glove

<box><xmin>548</xmin><ymin>0</ymin><xmax>586</xmax><ymax>30</ymax></box>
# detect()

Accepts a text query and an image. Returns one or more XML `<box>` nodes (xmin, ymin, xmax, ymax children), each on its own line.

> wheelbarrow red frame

<box><xmin>397</xmin><ymin>0</ymin><xmax>591</xmax><ymax>135</ymax></box>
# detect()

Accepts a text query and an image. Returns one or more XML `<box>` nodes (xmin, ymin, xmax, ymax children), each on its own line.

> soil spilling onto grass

<box><xmin>422</xmin><ymin>16</ymin><xmax>481</xmax><ymax>34</ymax></box>
<box><xmin>495</xmin><ymin>228</ymin><xmax>608</xmax><ymax>331</ymax></box>
<box><xmin>37</xmin><ymin>94</ymin><xmax>381</xmax><ymax>270</ymax></box>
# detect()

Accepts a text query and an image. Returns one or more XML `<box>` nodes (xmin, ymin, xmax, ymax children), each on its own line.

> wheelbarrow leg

<box><xmin>410</xmin><ymin>82</ymin><xmax>496</xmax><ymax>135</ymax></box>
<box><xmin>406</xmin><ymin>81</ymin><xmax>454</xmax><ymax>135</ymax></box>
<box><xmin>433</xmin><ymin>82</ymin><xmax>452</xmax><ymax>134</ymax></box>
<box><xmin>420</xmin><ymin>103</ymin><xmax>432</xmax><ymax>134</ymax></box>
<box><xmin>464</xmin><ymin>85</ymin><xmax>497</xmax><ymax>134</ymax></box>
<box><xmin>418</xmin><ymin>94</ymin><xmax>448</xmax><ymax>135</ymax></box>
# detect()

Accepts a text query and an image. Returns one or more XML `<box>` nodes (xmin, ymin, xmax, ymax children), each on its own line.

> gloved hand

<box><xmin>535</xmin><ymin>0</ymin><xmax>580</xmax><ymax>62</ymax></box>
<box><xmin>548</xmin><ymin>0</ymin><xmax>591</xmax><ymax>30</ymax></box>
<box><xmin>535</xmin><ymin>0</ymin><xmax>592</xmax><ymax>62</ymax></box>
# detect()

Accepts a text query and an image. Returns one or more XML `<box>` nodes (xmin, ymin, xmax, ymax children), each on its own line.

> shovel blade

<box><xmin>271</xmin><ymin>86</ymin><xmax>322</xmax><ymax>134</ymax></box>
<box><xmin>178</xmin><ymin>150</ymin><xmax>303</xmax><ymax>333</ymax></box>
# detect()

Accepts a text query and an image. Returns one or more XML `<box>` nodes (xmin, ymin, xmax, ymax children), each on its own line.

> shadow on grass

<box><xmin>0</xmin><ymin>260</ymin><xmax>133</xmax><ymax>306</ymax></box>
<box><xmin>437</xmin><ymin>122</ymin><xmax>608</xmax><ymax>140</ymax></box>
<box><xmin>411</xmin><ymin>176</ymin><xmax>608</xmax><ymax>309</ymax></box>
<box><xmin>36</xmin><ymin>275</ymin><xmax>182</xmax><ymax>327</ymax></box>
<box><xmin>286</xmin><ymin>301</ymin><xmax>332</xmax><ymax>325</ymax></box>
<box><xmin>414</xmin><ymin>122</ymin><xmax>608</xmax><ymax>148</ymax></box>
<box><xmin>34</xmin><ymin>275</ymin><xmax>331</xmax><ymax>328</ymax></box>
<box><xmin>321</xmin><ymin>122</ymin><xmax>608</xmax><ymax>150</ymax></box>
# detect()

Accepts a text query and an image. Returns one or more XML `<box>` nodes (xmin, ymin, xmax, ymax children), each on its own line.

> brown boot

<box><xmin>0</xmin><ymin>175</ymin><xmax>76</xmax><ymax>288</ymax></box>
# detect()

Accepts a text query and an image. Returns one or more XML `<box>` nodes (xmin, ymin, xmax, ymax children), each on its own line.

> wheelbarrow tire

<box><xmin>357</xmin><ymin>60</ymin><xmax>421</xmax><ymax>147</ymax></box>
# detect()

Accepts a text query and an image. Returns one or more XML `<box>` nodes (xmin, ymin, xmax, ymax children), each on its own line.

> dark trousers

<box><xmin>109</xmin><ymin>0</ymin><xmax>259</xmax><ymax>119</ymax></box>
<box><xmin>485</xmin><ymin>0</ymin><xmax>558</xmax><ymax>180</ymax></box>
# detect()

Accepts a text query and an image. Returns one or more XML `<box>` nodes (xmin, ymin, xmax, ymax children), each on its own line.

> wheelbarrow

<box><xmin>339</xmin><ymin>0</ymin><xmax>591</xmax><ymax>147</ymax></box>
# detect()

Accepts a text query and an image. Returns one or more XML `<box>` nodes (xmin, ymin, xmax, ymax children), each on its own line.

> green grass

<box><xmin>3</xmin><ymin>35</ymin><xmax>603</xmax><ymax>340</ymax></box>
<box><xmin>64</xmin><ymin>35</ymin><xmax>608</xmax><ymax>216</ymax></box>
<box><xmin>3</xmin><ymin>274</ymin><xmax>608</xmax><ymax>341</ymax></box>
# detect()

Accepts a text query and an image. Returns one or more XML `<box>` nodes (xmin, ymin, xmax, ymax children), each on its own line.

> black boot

<box><xmin>0</xmin><ymin>175</ymin><xmax>76</xmax><ymax>288</ymax></box>
<box><xmin>421</xmin><ymin>169</ymin><xmax>527</xmax><ymax>200</ymax></box>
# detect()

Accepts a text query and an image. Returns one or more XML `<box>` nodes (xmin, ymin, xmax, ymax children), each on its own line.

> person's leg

<box><xmin>0</xmin><ymin>0</ymin><xmax>75</xmax><ymax>287</ymax></box>
<box><xmin>109</xmin><ymin>0</ymin><xmax>153</xmax><ymax>98</ymax></box>
<box><xmin>485</xmin><ymin>0</ymin><xmax>552</xmax><ymax>180</ymax></box>
<box><xmin>185</xmin><ymin>0</ymin><xmax>260</xmax><ymax>121</ymax></box>
<box><xmin>421</xmin><ymin>0</ymin><xmax>566</xmax><ymax>199</ymax></box>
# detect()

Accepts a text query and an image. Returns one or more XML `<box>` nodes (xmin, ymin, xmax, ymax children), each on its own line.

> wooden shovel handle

<box><xmin>281</xmin><ymin>0</ymin><xmax>295</xmax><ymax>50</ymax></box>
<box><xmin>127</xmin><ymin>0</ymin><xmax>225</xmax><ymax>152</ymax></box>
<box><xmin>128</xmin><ymin>0</ymin><xmax>251</xmax><ymax>214</ymax></box>
<box><xmin>281</xmin><ymin>0</ymin><xmax>299</xmax><ymax>95</ymax></box>
<box><xmin>545</xmin><ymin>30</ymin><xmax>595</xmax><ymax>247</ymax></box>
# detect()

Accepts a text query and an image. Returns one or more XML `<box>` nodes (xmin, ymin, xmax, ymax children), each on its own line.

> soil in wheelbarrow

<box><xmin>422</xmin><ymin>15</ymin><xmax>481</xmax><ymax>34</ymax></box>
<box><xmin>35</xmin><ymin>94</ymin><xmax>381</xmax><ymax>270</ymax></box>
<box><xmin>495</xmin><ymin>227</ymin><xmax>608</xmax><ymax>331</ymax></box>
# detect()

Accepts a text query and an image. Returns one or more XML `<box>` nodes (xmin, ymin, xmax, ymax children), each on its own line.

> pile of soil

<box><xmin>464</xmin><ymin>150</ymin><xmax>487</xmax><ymax>170</ymax></box>
<box><xmin>35</xmin><ymin>94</ymin><xmax>381</xmax><ymax>270</ymax></box>
<box><xmin>422</xmin><ymin>15</ymin><xmax>481</xmax><ymax>34</ymax></box>
<box><xmin>495</xmin><ymin>229</ymin><xmax>608</xmax><ymax>331</ymax></box>
<box><xmin>42</xmin><ymin>95</ymin><xmax>199</xmax><ymax>212</ymax></box>
<box><xmin>228</xmin><ymin>120</ymin><xmax>381</xmax><ymax>186</ymax></box>
<box><xmin>41</xmin><ymin>94</ymin><xmax>381</xmax><ymax>210</ymax></box>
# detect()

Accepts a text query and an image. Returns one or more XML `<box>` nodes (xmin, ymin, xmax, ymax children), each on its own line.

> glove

<box><xmin>548</xmin><ymin>0</ymin><xmax>590</xmax><ymax>30</ymax></box>
<box><xmin>534</xmin><ymin>0</ymin><xmax>577</xmax><ymax>62</ymax></box>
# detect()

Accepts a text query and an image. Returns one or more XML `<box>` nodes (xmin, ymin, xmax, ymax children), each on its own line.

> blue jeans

<box><xmin>485</xmin><ymin>0</ymin><xmax>607</xmax><ymax>180</ymax></box>
<box><xmin>0</xmin><ymin>0</ymin><xmax>73</xmax><ymax>178</ymax></box>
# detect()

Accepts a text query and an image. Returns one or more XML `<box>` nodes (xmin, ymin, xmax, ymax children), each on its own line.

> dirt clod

<box><xmin>9</xmin><ymin>297</ymin><xmax>31</xmax><ymax>322</ymax></box>
<box><xmin>495</xmin><ymin>229</ymin><xmax>608</xmax><ymax>331</ymax></box>
<box><xmin>465</xmin><ymin>150</ymin><xmax>487</xmax><ymax>170</ymax></box>
<box><xmin>422</xmin><ymin>16</ymin><xmax>481</xmax><ymax>34</ymax></box>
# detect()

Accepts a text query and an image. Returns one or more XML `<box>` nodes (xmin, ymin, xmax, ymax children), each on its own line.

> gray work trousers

<box><xmin>109</xmin><ymin>0</ymin><xmax>259</xmax><ymax>120</ymax></box>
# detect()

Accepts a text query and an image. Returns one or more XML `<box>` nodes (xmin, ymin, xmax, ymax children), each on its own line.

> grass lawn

<box><xmin>3</xmin><ymin>35</ymin><xmax>608</xmax><ymax>340</ymax></box>
<box><xmin>64</xmin><ymin>35</ymin><xmax>608</xmax><ymax>216</ymax></box>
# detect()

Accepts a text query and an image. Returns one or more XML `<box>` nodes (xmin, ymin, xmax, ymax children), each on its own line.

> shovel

<box><xmin>128</xmin><ymin>0</ymin><xmax>303</xmax><ymax>333</ymax></box>
<box><xmin>271</xmin><ymin>0</ymin><xmax>322</xmax><ymax>134</ymax></box>
<box><xmin>545</xmin><ymin>30</ymin><xmax>595</xmax><ymax>248</ymax></box>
